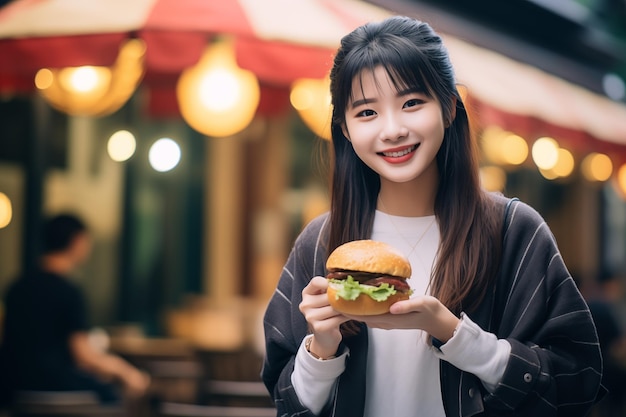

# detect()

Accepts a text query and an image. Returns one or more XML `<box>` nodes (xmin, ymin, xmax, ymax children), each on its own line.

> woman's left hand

<box><xmin>344</xmin><ymin>295</ymin><xmax>460</xmax><ymax>343</ymax></box>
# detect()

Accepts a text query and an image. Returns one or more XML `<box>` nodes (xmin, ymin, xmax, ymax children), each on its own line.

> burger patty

<box><xmin>327</xmin><ymin>270</ymin><xmax>411</xmax><ymax>292</ymax></box>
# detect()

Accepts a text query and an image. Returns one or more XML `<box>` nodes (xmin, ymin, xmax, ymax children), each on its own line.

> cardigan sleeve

<box><xmin>483</xmin><ymin>199</ymin><xmax>604</xmax><ymax>416</ymax></box>
<box><xmin>261</xmin><ymin>214</ymin><xmax>331</xmax><ymax>416</ymax></box>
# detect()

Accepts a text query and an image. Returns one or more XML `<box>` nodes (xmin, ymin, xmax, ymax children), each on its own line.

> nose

<box><xmin>378</xmin><ymin>112</ymin><xmax>408</xmax><ymax>142</ymax></box>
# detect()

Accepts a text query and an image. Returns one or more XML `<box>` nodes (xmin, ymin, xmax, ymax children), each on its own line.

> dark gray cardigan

<box><xmin>261</xmin><ymin>195</ymin><xmax>604</xmax><ymax>416</ymax></box>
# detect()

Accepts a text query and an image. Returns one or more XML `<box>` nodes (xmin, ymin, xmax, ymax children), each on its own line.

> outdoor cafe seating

<box><xmin>8</xmin><ymin>390</ymin><xmax>125</xmax><ymax>417</ymax></box>
<box><xmin>108</xmin><ymin>299</ymin><xmax>276</xmax><ymax>416</ymax></box>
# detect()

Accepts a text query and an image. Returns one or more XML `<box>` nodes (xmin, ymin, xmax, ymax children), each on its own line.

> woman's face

<box><xmin>342</xmin><ymin>66</ymin><xmax>446</xmax><ymax>186</ymax></box>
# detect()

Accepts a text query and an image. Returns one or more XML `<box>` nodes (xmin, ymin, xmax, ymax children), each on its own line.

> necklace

<box><xmin>377</xmin><ymin>198</ymin><xmax>436</xmax><ymax>259</ymax></box>
<box><xmin>377</xmin><ymin>198</ymin><xmax>437</xmax><ymax>296</ymax></box>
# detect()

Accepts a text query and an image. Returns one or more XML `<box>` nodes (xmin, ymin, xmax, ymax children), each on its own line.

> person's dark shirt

<box><xmin>0</xmin><ymin>269</ymin><xmax>89</xmax><ymax>390</ymax></box>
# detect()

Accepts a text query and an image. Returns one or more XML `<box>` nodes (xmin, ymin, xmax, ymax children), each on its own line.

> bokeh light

<box><xmin>177</xmin><ymin>41</ymin><xmax>260</xmax><ymax>137</ymax></box>
<box><xmin>581</xmin><ymin>152</ymin><xmax>612</xmax><ymax>182</ymax></box>
<box><xmin>532</xmin><ymin>137</ymin><xmax>559</xmax><ymax>170</ymax></box>
<box><xmin>552</xmin><ymin>148</ymin><xmax>575</xmax><ymax>178</ymax></box>
<box><xmin>479</xmin><ymin>166</ymin><xmax>506</xmax><ymax>192</ymax></box>
<box><xmin>290</xmin><ymin>77</ymin><xmax>332</xmax><ymax>140</ymax></box>
<box><xmin>0</xmin><ymin>192</ymin><xmax>12</xmax><ymax>229</ymax></box>
<box><xmin>149</xmin><ymin>138</ymin><xmax>181</xmax><ymax>172</ymax></box>
<box><xmin>107</xmin><ymin>130</ymin><xmax>136</xmax><ymax>162</ymax></box>
<box><xmin>501</xmin><ymin>134</ymin><xmax>528</xmax><ymax>165</ymax></box>
<box><xmin>616</xmin><ymin>164</ymin><xmax>626</xmax><ymax>196</ymax></box>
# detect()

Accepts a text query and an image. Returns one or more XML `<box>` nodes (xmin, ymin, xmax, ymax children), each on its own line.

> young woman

<box><xmin>262</xmin><ymin>15</ymin><xmax>603</xmax><ymax>416</ymax></box>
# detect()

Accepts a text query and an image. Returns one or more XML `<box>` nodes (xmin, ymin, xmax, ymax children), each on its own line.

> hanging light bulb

<box><xmin>0</xmin><ymin>192</ymin><xmax>12</xmax><ymax>229</ymax></box>
<box><xmin>290</xmin><ymin>76</ymin><xmax>332</xmax><ymax>140</ymax></box>
<box><xmin>177</xmin><ymin>39</ymin><xmax>260</xmax><ymax>138</ymax></box>
<box><xmin>35</xmin><ymin>38</ymin><xmax>146</xmax><ymax>117</ymax></box>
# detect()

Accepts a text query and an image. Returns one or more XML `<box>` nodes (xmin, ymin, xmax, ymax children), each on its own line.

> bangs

<box><xmin>342</xmin><ymin>37</ymin><xmax>436</xmax><ymax>108</ymax></box>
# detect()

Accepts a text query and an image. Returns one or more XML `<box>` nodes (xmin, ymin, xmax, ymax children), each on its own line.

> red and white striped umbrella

<box><xmin>1</xmin><ymin>0</ymin><xmax>625</xmax><ymax>148</ymax></box>
<box><xmin>0</xmin><ymin>0</ymin><xmax>392</xmax><ymax>89</ymax></box>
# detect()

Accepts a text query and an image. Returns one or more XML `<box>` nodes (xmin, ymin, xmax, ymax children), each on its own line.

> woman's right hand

<box><xmin>299</xmin><ymin>276</ymin><xmax>349</xmax><ymax>359</ymax></box>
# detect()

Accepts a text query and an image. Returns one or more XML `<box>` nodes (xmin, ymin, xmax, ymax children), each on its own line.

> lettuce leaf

<box><xmin>328</xmin><ymin>275</ymin><xmax>397</xmax><ymax>302</ymax></box>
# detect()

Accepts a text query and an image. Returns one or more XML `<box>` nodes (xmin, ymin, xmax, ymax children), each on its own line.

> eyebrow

<box><xmin>349</xmin><ymin>86</ymin><xmax>426</xmax><ymax>109</ymax></box>
<box><xmin>350</xmin><ymin>97</ymin><xmax>373</xmax><ymax>108</ymax></box>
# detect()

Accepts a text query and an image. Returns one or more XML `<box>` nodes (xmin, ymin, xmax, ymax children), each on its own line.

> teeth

<box><xmin>383</xmin><ymin>145</ymin><xmax>417</xmax><ymax>157</ymax></box>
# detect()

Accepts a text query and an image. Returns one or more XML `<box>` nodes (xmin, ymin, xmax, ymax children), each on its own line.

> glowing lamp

<box><xmin>615</xmin><ymin>164</ymin><xmax>626</xmax><ymax>198</ymax></box>
<box><xmin>581</xmin><ymin>153</ymin><xmax>612</xmax><ymax>182</ymax></box>
<box><xmin>532</xmin><ymin>137</ymin><xmax>559</xmax><ymax>171</ymax></box>
<box><xmin>149</xmin><ymin>138</ymin><xmax>181</xmax><ymax>172</ymax></box>
<box><xmin>35</xmin><ymin>39</ymin><xmax>145</xmax><ymax>117</ymax></box>
<box><xmin>552</xmin><ymin>148</ymin><xmax>575</xmax><ymax>178</ymax></box>
<box><xmin>177</xmin><ymin>40</ymin><xmax>260</xmax><ymax>138</ymax></box>
<box><xmin>107</xmin><ymin>130</ymin><xmax>137</xmax><ymax>162</ymax></box>
<box><xmin>501</xmin><ymin>134</ymin><xmax>528</xmax><ymax>165</ymax></box>
<box><xmin>290</xmin><ymin>76</ymin><xmax>332</xmax><ymax>140</ymax></box>
<box><xmin>480</xmin><ymin>127</ymin><xmax>527</xmax><ymax>166</ymax></box>
<box><xmin>0</xmin><ymin>192</ymin><xmax>12</xmax><ymax>229</ymax></box>
<box><xmin>479</xmin><ymin>166</ymin><xmax>506</xmax><ymax>192</ymax></box>
<box><xmin>480</xmin><ymin>126</ymin><xmax>506</xmax><ymax>164</ymax></box>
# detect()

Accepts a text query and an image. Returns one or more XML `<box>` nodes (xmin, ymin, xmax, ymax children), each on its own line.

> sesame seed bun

<box><xmin>326</xmin><ymin>239</ymin><xmax>411</xmax><ymax>278</ymax></box>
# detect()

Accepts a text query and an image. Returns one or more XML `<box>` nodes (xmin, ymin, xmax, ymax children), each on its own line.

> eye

<box><xmin>403</xmin><ymin>98</ymin><xmax>424</xmax><ymax>108</ymax></box>
<box><xmin>356</xmin><ymin>109</ymin><xmax>376</xmax><ymax>117</ymax></box>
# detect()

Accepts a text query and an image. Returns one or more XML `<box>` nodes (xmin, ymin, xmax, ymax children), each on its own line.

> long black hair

<box><xmin>327</xmin><ymin>16</ymin><xmax>501</xmax><ymax>315</ymax></box>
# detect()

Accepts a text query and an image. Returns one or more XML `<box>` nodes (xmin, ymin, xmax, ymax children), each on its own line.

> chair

<box><xmin>10</xmin><ymin>390</ymin><xmax>125</xmax><ymax>417</ymax></box>
<box><xmin>158</xmin><ymin>402</ymin><xmax>275</xmax><ymax>417</ymax></box>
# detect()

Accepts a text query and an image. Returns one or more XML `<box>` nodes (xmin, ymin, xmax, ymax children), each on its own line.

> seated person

<box><xmin>0</xmin><ymin>213</ymin><xmax>149</xmax><ymax>406</ymax></box>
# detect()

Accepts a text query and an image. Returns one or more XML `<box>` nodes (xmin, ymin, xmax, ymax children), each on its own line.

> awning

<box><xmin>444</xmin><ymin>34</ymin><xmax>626</xmax><ymax>152</ymax></box>
<box><xmin>0</xmin><ymin>0</ymin><xmax>390</xmax><ymax>86</ymax></box>
<box><xmin>0</xmin><ymin>0</ymin><xmax>624</xmax><ymax>155</ymax></box>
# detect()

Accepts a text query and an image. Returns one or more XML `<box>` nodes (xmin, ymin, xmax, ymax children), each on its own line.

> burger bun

<box><xmin>326</xmin><ymin>239</ymin><xmax>411</xmax><ymax>279</ymax></box>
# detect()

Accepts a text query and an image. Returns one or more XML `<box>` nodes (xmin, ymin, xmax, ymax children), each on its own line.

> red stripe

<box><xmin>140</xmin><ymin>0</ymin><xmax>257</xmax><ymax>72</ymax></box>
<box><xmin>140</xmin><ymin>31</ymin><xmax>208</xmax><ymax>72</ymax></box>
<box><xmin>236</xmin><ymin>38</ymin><xmax>334</xmax><ymax>87</ymax></box>
<box><xmin>144</xmin><ymin>0</ymin><xmax>254</xmax><ymax>36</ymax></box>
<box><xmin>0</xmin><ymin>34</ymin><xmax>123</xmax><ymax>72</ymax></box>
<box><xmin>0</xmin><ymin>71</ymin><xmax>35</xmax><ymax>93</ymax></box>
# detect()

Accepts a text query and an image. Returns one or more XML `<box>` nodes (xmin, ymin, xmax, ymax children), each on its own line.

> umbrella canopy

<box><xmin>0</xmin><ymin>0</ymin><xmax>625</xmax><ymax>153</ymax></box>
<box><xmin>0</xmin><ymin>0</ymin><xmax>391</xmax><ymax>88</ymax></box>
<box><xmin>443</xmin><ymin>34</ymin><xmax>626</xmax><ymax>150</ymax></box>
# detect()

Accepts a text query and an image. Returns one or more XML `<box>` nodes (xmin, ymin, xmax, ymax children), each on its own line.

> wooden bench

<box><xmin>10</xmin><ymin>391</ymin><xmax>125</xmax><ymax>417</ymax></box>
<box><xmin>202</xmin><ymin>380</ymin><xmax>272</xmax><ymax>407</ymax></box>
<box><xmin>159</xmin><ymin>402</ymin><xmax>275</xmax><ymax>417</ymax></box>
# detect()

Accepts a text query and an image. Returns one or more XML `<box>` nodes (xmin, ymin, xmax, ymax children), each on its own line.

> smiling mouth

<box><xmin>379</xmin><ymin>144</ymin><xmax>419</xmax><ymax>158</ymax></box>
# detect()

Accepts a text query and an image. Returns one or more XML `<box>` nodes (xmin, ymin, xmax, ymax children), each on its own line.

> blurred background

<box><xmin>0</xmin><ymin>0</ymin><xmax>625</xmax><ymax>415</ymax></box>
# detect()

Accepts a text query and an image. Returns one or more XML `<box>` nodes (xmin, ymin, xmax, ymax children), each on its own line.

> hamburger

<box><xmin>326</xmin><ymin>240</ymin><xmax>413</xmax><ymax>315</ymax></box>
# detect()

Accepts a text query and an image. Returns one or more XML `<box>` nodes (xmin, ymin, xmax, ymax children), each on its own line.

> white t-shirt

<box><xmin>364</xmin><ymin>211</ymin><xmax>445</xmax><ymax>417</ymax></box>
